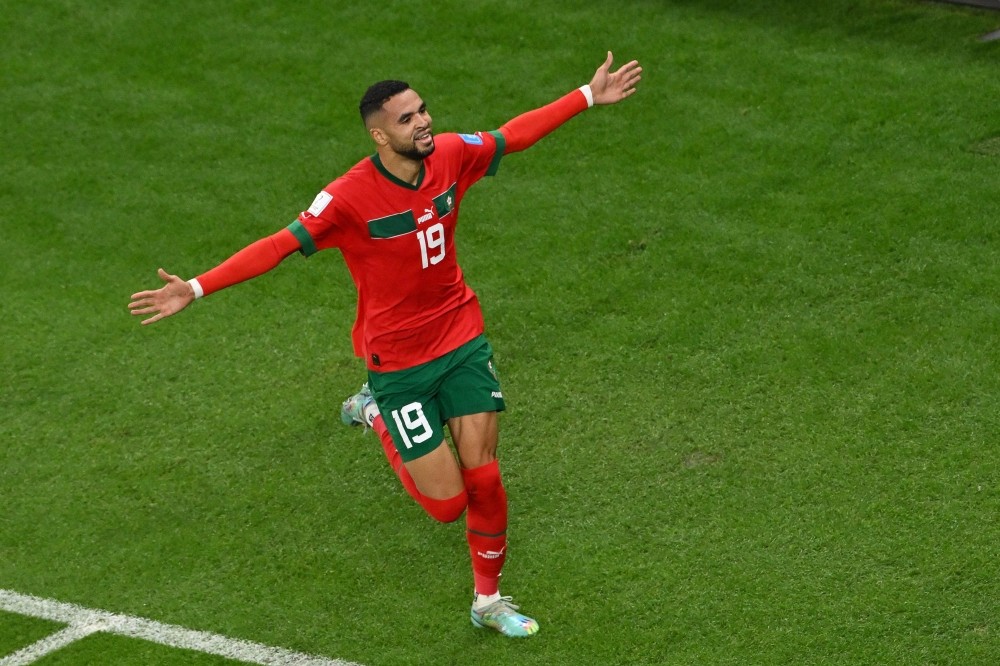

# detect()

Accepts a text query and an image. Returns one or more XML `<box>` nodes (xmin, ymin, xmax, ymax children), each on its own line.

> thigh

<box><xmin>448</xmin><ymin>411</ymin><xmax>499</xmax><ymax>469</ymax></box>
<box><xmin>402</xmin><ymin>440</ymin><xmax>464</xmax><ymax>499</ymax></box>
<box><xmin>368</xmin><ymin>377</ymin><xmax>463</xmax><ymax>498</ymax></box>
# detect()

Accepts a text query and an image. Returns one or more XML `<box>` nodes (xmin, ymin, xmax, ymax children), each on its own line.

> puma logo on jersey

<box><xmin>417</xmin><ymin>208</ymin><xmax>434</xmax><ymax>224</ymax></box>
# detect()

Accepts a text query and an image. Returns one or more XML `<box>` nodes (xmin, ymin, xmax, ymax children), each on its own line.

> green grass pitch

<box><xmin>2</xmin><ymin>0</ymin><xmax>999</xmax><ymax>664</ymax></box>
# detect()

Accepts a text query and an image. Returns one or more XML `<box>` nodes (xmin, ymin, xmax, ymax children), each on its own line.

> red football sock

<box><xmin>418</xmin><ymin>491</ymin><xmax>468</xmax><ymax>524</ymax></box>
<box><xmin>373</xmin><ymin>416</ymin><xmax>467</xmax><ymax>523</ymax></box>
<box><xmin>462</xmin><ymin>459</ymin><xmax>508</xmax><ymax>596</ymax></box>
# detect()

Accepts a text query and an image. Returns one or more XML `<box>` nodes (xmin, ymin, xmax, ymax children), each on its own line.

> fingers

<box><xmin>591</xmin><ymin>51</ymin><xmax>642</xmax><ymax>104</ymax></box>
<box><xmin>129</xmin><ymin>299</ymin><xmax>173</xmax><ymax>325</ymax></box>
<box><xmin>128</xmin><ymin>287</ymin><xmax>162</xmax><ymax>309</ymax></box>
<box><xmin>129</xmin><ymin>269</ymin><xmax>170</xmax><ymax>322</ymax></box>
<box><xmin>128</xmin><ymin>267</ymin><xmax>194</xmax><ymax>325</ymax></box>
<box><xmin>614</xmin><ymin>58</ymin><xmax>641</xmax><ymax>73</ymax></box>
<box><xmin>129</xmin><ymin>302</ymin><xmax>166</xmax><ymax>323</ymax></box>
<box><xmin>614</xmin><ymin>60</ymin><xmax>642</xmax><ymax>84</ymax></box>
<box><xmin>611</xmin><ymin>60</ymin><xmax>642</xmax><ymax>100</ymax></box>
<box><xmin>128</xmin><ymin>300</ymin><xmax>158</xmax><ymax>315</ymax></box>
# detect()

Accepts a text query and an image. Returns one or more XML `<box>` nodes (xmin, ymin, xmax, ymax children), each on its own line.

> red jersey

<box><xmin>190</xmin><ymin>88</ymin><xmax>589</xmax><ymax>368</ymax></box>
<box><xmin>288</xmin><ymin>130</ymin><xmax>507</xmax><ymax>372</ymax></box>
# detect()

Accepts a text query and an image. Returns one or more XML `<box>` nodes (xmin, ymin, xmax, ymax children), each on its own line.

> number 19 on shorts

<box><xmin>390</xmin><ymin>402</ymin><xmax>434</xmax><ymax>449</ymax></box>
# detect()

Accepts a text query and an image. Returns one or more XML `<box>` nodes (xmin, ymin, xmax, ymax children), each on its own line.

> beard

<box><xmin>391</xmin><ymin>135</ymin><xmax>435</xmax><ymax>161</ymax></box>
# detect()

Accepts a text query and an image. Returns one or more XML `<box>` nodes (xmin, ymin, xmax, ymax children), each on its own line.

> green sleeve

<box><xmin>286</xmin><ymin>219</ymin><xmax>318</xmax><ymax>257</ymax></box>
<box><xmin>486</xmin><ymin>130</ymin><xmax>506</xmax><ymax>176</ymax></box>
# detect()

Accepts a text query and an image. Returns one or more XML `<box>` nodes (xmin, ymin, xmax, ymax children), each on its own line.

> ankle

<box><xmin>473</xmin><ymin>592</ymin><xmax>502</xmax><ymax>610</ymax></box>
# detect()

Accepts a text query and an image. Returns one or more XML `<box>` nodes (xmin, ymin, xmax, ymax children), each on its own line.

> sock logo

<box><xmin>477</xmin><ymin>546</ymin><xmax>506</xmax><ymax>560</ymax></box>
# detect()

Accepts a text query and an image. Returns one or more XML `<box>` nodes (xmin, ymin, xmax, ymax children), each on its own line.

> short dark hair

<box><xmin>359</xmin><ymin>80</ymin><xmax>410</xmax><ymax>123</ymax></box>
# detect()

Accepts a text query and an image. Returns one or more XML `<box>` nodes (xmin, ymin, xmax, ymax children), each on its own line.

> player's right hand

<box><xmin>128</xmin><ymin>268</ymin><xmax>196</xmax><ymax>325</ymax></box>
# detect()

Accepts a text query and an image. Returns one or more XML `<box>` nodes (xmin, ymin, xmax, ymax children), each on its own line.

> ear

<box><xmin>369</xmin><ymin>127</ymin><xmax>388</xmax><ymax>146</ymax></box>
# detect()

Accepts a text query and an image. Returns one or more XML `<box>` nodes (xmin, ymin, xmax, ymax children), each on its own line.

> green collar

<box><xmin>370</xmin><ymin>153</ymin><xmax>425</xmax><ymax>190</ymax></box>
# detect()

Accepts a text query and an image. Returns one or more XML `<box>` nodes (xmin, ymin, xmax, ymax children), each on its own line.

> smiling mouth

<box><xmin>415</xmin><ymin>131</ymin><xmax>433</xmax><ymax>145</ymax></box>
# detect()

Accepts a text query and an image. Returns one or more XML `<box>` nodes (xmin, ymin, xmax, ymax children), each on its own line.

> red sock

<box><xmin>462</xmin><ymin>460</ymin><xmax>508</xmax><ymax>596</ymax></box>
<box><xmin>373</xmin><ymin>415</ymin><xmax>467</xmax><ymax>523</ymax></box>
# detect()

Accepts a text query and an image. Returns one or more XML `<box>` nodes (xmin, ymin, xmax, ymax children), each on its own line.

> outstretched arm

<box><xmin>128</xmin><ymin>228</ymin><xmax>301</xmax><ymax>325</ymax></box>
<box><xmin>500</xmin><ymin>51</ymin><xmax>642</xmax><ymax>154</ymax></box>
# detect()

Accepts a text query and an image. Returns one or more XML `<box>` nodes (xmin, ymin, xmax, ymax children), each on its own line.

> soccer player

<box><xmin>129</xmin><ymin>52</ymin><xmax>641</xmax><ymax>638</ymax></box>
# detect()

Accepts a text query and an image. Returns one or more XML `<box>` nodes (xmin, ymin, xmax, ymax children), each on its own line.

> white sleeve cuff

<box><xmin>188</xmin><ymin>278</ymin><xmax>204</xmax><ymax>299</ymax></box>
<box><xmin>579</xmin><ymin>84</ymin><xmax>594</xmax><ymax>108</ymax></box>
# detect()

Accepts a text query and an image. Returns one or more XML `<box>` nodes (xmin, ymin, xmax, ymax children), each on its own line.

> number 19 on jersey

<box><xmin>417</xmin><ymin>223</ymin><xmax>445</xmax><ymax>269</ymax></box>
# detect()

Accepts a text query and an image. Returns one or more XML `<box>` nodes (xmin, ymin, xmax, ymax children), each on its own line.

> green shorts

<box><xmin>367</xmin><ymin>335</ymin><xmax>505</xmax><ymax>462</ymax></box>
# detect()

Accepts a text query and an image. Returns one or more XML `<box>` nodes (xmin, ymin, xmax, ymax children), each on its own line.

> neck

<box><xmin>376</xmin><ymin>147</ymin><xmax>423</xmax><ymax>186</ymax></box>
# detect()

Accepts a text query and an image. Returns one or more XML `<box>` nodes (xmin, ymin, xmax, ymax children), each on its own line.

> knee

<box><xmin>461</xmin><ymin>459</ymin><xmax>504</xmax><ymax>499</ymax></box>
<box><xmin>420</xmin><ymin>489</ymin><xmax>468</xmax><ymax>523</ymax></box>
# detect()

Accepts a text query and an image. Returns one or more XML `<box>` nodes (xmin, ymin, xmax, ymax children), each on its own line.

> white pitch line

<box><xmin>0</xmin><ymin>589</ymin><xmax>363</xmax><ymax>666</ymax></box>
<box><xmin>0</xmin><ymin>623</ymin><xmax>101</xmax><ymax>666</ymax></box>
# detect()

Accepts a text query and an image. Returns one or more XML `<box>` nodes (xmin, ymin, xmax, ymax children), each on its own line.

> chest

<box><xmin>344</xmin><ymin>179</ymin><xmax>461</xmax><ymax>272</ymax></box>
<box><xmin>363</xmin><ymin>180</ymin><xmax>458</xmax><ymax>238</ymax></box>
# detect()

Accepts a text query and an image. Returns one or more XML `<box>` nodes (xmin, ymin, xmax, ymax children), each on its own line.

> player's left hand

<box><xmin>589</xmin><ymin>51</ymin><xmax>642</xmax><ymax>105</ymax></box>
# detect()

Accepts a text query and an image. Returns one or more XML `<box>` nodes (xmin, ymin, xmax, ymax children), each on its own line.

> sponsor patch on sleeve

<box><xmin>458</xmin><ymin>133</ymin><xmax>484</xmax><ymax>145</ymax></box>
<box><xmin>307</xmin><ymin>191</ymin><xmax>333</xmax><ymax>217</ymax></box>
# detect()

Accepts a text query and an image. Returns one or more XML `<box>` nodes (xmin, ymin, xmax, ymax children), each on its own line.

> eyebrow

<box><xmin>397</xmin><ymin>102</ymin><xmax>427</xmax><ymax>124</ymax></box>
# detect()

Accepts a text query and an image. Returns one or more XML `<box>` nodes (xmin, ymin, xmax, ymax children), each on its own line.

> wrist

<box><xmin>187</xmin><ymin>277</ymin><xmax>204</xmax><ymax>299</ymax></box>
<box><xmin>578</xmin><ymin>84</ymin><xmax>594</xmax><ymax>108</ymax></box>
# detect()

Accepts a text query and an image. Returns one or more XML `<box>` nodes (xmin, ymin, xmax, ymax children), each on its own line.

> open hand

<box><xmin>589</xmin><ymin>52</ymin><xmax>642</xmax><ymax>105</ymax></box>
<box><xmin>128</xmin><ymin>268</ymin><xmax>195</xmax><ymax>325</ymax></box>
